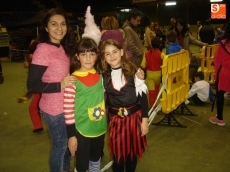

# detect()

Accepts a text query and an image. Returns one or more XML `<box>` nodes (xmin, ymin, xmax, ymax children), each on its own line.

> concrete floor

<box><xmin>0</xmin><ymin>59</ymin><xmax>230</xmax><ymax>172</ymax></box>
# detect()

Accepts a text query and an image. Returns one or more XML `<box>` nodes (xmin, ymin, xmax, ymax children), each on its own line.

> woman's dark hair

<box><xmin>175</xmin><ymin>18</ymin><xmax>188</xmax><ymax>37</ymax></box>
<box><xmin>38</xmin><ymin>8</ymin><xmax>76</xmax><ymax>57</ymax></box>
<box><xmin>70</xmin><ymin>38</ymin><xmax>101</xmax><ymax>73</ymax></box>
<box><xmin>99</xmin><ymin>39</ymin><xmax>137</xmax><ymax>79</ymax></box>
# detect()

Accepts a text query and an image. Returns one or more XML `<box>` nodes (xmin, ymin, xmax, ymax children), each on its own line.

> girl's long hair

<box><xmin>99</xmin><ymin>39</ymin><xmax>137</xmax><ymax>83</ymax></box>
<box><xmin>70</xmin><ymin>38</ymin><xmax>101</xmax><ymax>74</ymax></box>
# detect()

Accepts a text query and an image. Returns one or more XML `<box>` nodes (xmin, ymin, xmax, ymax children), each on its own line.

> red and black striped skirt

<box><xmin>108</xmin><ymin>110</ymin><xmax>147</xmax><ymax>162</ymax></box>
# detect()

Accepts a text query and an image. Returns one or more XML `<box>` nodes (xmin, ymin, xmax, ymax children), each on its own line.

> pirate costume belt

<box><xmin>108</xmin><ymin>105</ymin><xmax>141</xmax><ymax>118</ymax></box>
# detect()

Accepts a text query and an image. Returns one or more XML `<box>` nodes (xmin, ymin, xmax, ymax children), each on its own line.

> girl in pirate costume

<box><xmin>100</xmin><ymin>39</ymin><xmax>149</xmax><ymax>172</ymax></box>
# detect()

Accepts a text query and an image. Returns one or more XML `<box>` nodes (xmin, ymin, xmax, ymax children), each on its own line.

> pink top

<box><xmin>32</xmin><ymin>43</ymin><xmax>70</xmax><ymax>115</ymax></box>
<box><xmin>214</xmin><ymin>39</ymin><xmax>230</xmax><ymax>91</ymax></box>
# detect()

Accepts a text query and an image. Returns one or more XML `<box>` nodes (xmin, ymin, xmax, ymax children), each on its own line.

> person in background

<box><xmin>27</xmin><ymin>8</ymin><xmax>76</xmax><ymax>172</ymax></box>
<box><xmin>175</xmin><ymin>18</ymin><xmax>206</xmax><ymax>51</ymax></box>
<box><xmin>144</xmin><ymin>21</ymin><xmax>156</xmax><ymax>50</ymax></box>
<box><xmin>153</xmin><ymin>22</ymin><xmax>166</xmax><ymax>51</ymax></box>
<box><xmin>187</xmin><ymin>71</ymin><xmax>210</xmax><ymax>105</ymax></box>
<box><xmin>101</xmin><ymin>16</ymin><xmax>125</xmax><ymax>48</ymax></box>
<box><xmin>27</xmin><ymin>38</ymin><xmax>43</xmax><ymax>132</ymax></box>
<box><xmin>199</xmin><ymin>19</ymin><xmax>215</xmax><ymax>45</ymax></box>
<box><xmin>141</xmin><ymin>37</ymin><xmax>162</xmax><ymax>108</ymax></box>
<box><xmin>100</xmin><ymin>39</ymin><xmax>148</xmax><ymax>172</ymax></box>
<box><xmin>197</xmin><ymin>20</ymin><xmax>202</xmax><ymax>40</ymax></box>
<box><xmin>214</xmin><ymin>26</ymin><xmax>225</xmax><ymax>43</ymax></box>
<box><xmin>209</xmin><ymin>22</ymin><xmax>230</xmax><ymax>126</ymax></box>
<box><xmin>187</xmin><ymin>23</ymin><xmax>192</xmax><ymax>35</ymax></box>
<box><xmin>122</xmin><ymin>9</ymin><xmax>143</xmax><ymax>67</ymax></box>
<box><xmin>175</xmin><ymin>18</ymin><xmax>207</xmax><ymax>81</ymax></box>
<box><xmin>168</xmin><ymin>18</ymin><xmax>176</xmax><ymax>31</ymax></box>
<box><xmin>166</xmin><ymin>30</ymin><xmax>182</xmax><ymax>55</ymax></box>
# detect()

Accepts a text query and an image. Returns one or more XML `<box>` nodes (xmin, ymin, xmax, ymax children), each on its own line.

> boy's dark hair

<box><xmin>128</xmin><ymin>9</ymin><xmax>142</xmax><ymax>21</ymax></box>
<box><xmin>151</xmin><ymin>37</ymin><xmax>161</xmax><ymax>49</ymax></box>
<box><xmin>194</xmin><ymin>71</ymin><xmax>204</xmax><ymax>80</ymax></box>
<box><xmin>167</xmin><ymin>30</ymin><xmax>177</xmax><ymax>43</ymax></box>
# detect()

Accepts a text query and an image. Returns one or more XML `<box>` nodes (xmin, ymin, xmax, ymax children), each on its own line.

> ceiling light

<box><xmin>210</xmin><ymin>0</ymin><xmax>223</xmax><ymax>2</ymax></box>
<box><xmin>165</xmin><ymin>1</ymin><xmax>176</xmax><ymax>6</ymax></box>
<box><xmin>120</xmin><ymin>9</ymin><xmax>130</xmax><ymax>12</ymax></box>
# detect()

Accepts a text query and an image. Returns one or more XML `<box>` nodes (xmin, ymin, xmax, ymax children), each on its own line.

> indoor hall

<box><xmin>1</xmin><ymin>0</ymin><xmax>230</xmax><ymax>171</ymax></box>
<box><xmin>0</xmin><ymin>44</ymin><xmax>230</xmax><ymax>171</ymax></box>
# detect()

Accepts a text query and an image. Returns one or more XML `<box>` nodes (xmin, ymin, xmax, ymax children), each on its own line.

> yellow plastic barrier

<box><xmin>161</xmin><ymin>50</ymin><xmax>190</xmax><ymax>114</ymax></box>
<box><xmin>199</xmin><ymin>44</ymin><xmax>218</xmax><ymax>83</ymax></box>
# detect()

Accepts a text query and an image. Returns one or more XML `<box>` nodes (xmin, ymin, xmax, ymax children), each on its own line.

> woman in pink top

<box><xmin>209</xmin><ymin>22</ymin><xmax>230</xmax><ymax>126</ymax></box>
<box><xmin>27</xmin><ymin>8</ymin><xmax>76</xmax><ymax>172</ymax></box>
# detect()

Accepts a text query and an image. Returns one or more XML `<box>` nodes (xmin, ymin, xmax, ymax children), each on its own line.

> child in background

<box><xmin>27</xmin><ymin>38</ymin><xmax>43</xmax><ymax>132</ymax></box>
<box><xmin>141</xmin><ymin>37</ymin><xmax>162</xmax><ymax>107</ymax></box>
<box><xmin>166</xmin><ymin>30</ymin><xmax>182</xmax><ymax>55</ymax></box>
<box><xmin>64</xmin><ymin>7</ymin><xmax>107</xmax><ymax>172</ymax></box>
<box><xmin>187</xmin><ymin>71</ymin><xmax>210</xmax><ymax>105</ymax></box>
<box><xmin>18</xmin><ymin>37</ymin><xmax>43</xmax><ymax>132</ymax></box>
<box><xmin>100</xmin><ymin>39</ymin><xmax>148</xmax><ymax>172</ymax></box>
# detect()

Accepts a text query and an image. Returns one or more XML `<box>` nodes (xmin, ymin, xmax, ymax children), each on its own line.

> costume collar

<box><xmin>111</xmin><ymin>67</ymin><xmax>121</xmax><ymax>70</ymax></box>
<box><xmin>72</xmin><ymin>68</ymin><xmax>96</xmax><ymax>77</ymax></box>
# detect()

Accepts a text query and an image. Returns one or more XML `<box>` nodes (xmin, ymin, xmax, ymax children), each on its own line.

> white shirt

<box><xmin>111</xmin><ymin>68</ymin><xmax>147</xmax><ymax>96</ymax></box>
<box><xmin>188</xmin><ymin>80</ymin><xmax>209</xmax><ymax>102</ymax></box>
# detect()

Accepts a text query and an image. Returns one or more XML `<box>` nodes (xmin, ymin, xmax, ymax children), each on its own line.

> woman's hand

<box><xmin>68</xmin><ymin>136</ymin><xmax>78</xmax><ymax>156</ymax></box>
<box><xmin>141</xmin><ymin>118</ymin><xmax>149</xmax><ymax>136</ymax></box>
<box><xmin>61</xmin><ymin>74</ymin><xmax>77</xmax><ymax>89</ymax></box>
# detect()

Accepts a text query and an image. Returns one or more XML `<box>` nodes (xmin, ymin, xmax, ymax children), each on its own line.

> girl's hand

<box><xmin>136</xmin><ymin>68</ymin><xmax>145</xmax><ymax>80</ymax></box>
<box><xmin>141</xmin><ymin>118</ymin><xmax>149</xmax><ymax>136</ymax></box>
<box><xmin>68</xmin><ymin>136</ymin><xmax>78</xmax><ymax>156</ymax></box>
<box><xmin>61</xmin><ymin>74</ymin><xmax>76</xmax><ymax>89</ymax></box>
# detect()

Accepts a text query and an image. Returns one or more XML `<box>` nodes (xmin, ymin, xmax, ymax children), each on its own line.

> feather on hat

<box><xmin>82</xmin><ymin>6</ymin><xmax>101</xmax><ymax>45</ymax></box>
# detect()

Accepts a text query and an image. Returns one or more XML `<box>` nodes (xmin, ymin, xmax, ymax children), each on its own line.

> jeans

<box><xmin>40</xmin><ymin>111</ymin><xmax>70</xmax><ymax>172</ymax></box>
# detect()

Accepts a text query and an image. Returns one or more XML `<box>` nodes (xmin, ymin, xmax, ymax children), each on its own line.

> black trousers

<box><xmin>191</xmin><ymin>94</ymin><xmax>205</xmax><ymax>105</ymax></box>
<box><xmin>112</xmin><ymin>155</ymin><xmax>137</xmax><ymax>172</ymax></box>
<box><xmin>216</xmin><ymin>90</ymin><xmax>225</xmax><ymax>120</ymax></box>
<box><xmin>75</xmin><ymin>131</ymin><xmax>105</xmax><ymax>172</ymax></box>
